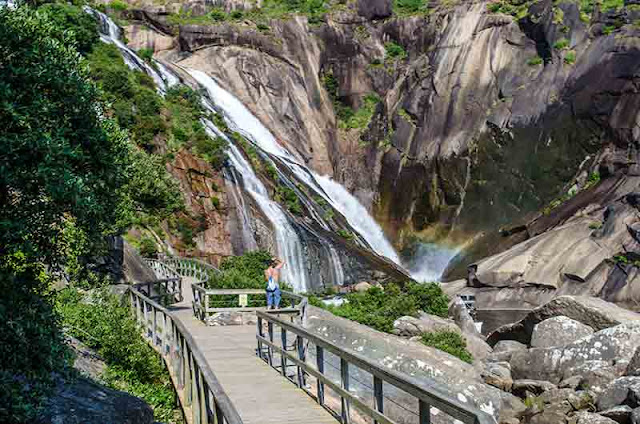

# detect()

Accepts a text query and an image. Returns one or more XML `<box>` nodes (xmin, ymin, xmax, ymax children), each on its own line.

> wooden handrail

<box><xmin>256</xmin><ymin>311</ymin><xmax>495</xmax><ymax>424</ymax></box>
<box><xmin>128</xmin><ymin>285</ymin><xmax>243</xmax><ymax>424</ymax></box>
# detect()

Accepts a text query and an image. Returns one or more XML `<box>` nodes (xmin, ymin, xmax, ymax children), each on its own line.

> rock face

<box><xmin>510</xmin><ymin>323</ymin><xmax>640</xmax><ymax>389</ymax></box>
<box><xmin>570</xmin><ymin>412</ymin><xmax>618</xmax><ymax>424</ymax></box>
<box><xmin>357</xmin><ymin>0</ymin><xmax>392</xmax><ymax>20</ymax></box>
<box><xmin>487</xmin><ymin>296</ymin><xmax>640</xmax><ymax>346</ymax></box>
<box><xmin>530</xmin><ymin>316</ymin><xmax>594</xmax><ymax>349</ymax></box>
<box><xmin>43</xmin><ymin>377</ymin><xmax>154</xmax><ymax>424</ymax></box>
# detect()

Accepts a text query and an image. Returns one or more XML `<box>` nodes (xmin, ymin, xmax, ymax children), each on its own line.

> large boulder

<box><xmin>599</xmin><ymin>405</ymin><xmax>633</xmax><ymax>423</ymax></box>
<box><xmin>43</xmin><ymin>377</ymin><xmax>154</xmax><ymax>424</ymax></box>
<box><xmin>482</xmin><ymin>362</ymin><xmax>513</xmax><ymax>391</ymax></box>
<box><xmin>596</xmin><ymin>377</ymin><xmax>640</xmax><ymax>411</ymax></box>
<box><xmin>569</xmin><ymin>412</ymin><xmax>619</xmax><ymax>424</ymax></box>
<box><xmin>488</xmin><ymin>296</ymin><xmax>640</xmax><ymax>346</ymax></box>
<box><xmin>530</xmin><ymin>316</ymin><xmax>594</xmax><ymax>349</ymax></box>
<box><xmin>392</xmin><ymin>313</ymin><xmax>460</xmax><ymax>337</ymax></box>
<box><xmin>511</xmin><ymin>379</ymin><xmax>557</xmax><ymax>397</ymax></box>
<box><xmin>510</xmin><ymin>323</ymin><xmax>640</xmax><ymax>387</ymax></box>
<box><xmin>563</xmin><ymin>360</ymin><xmax>621</xmax><ymax>394</ymax></box>
<box><xmin>357</xmin><ymin>0</ymin><xmax>392</xmax><ymax>20</ymax></box>
<box><xmin>632</xmin><ymin>407</ymin><xmax>640</xmax><ymax>424</ymax></box>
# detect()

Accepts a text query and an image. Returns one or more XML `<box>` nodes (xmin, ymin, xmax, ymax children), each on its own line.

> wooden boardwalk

<box><xmin>169</xmin><ymin>278</ymin><xmax>337</xmax><ymax>424</ymax></box>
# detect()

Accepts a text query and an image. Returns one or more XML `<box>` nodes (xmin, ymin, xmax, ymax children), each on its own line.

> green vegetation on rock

<box><xmin>420</xmin><ymin>330</ymin><xmax>473</xmax><ymax>363</ymax></box>
<box><xmin>564</xmin><ymin>50</ymin><xmax>576</xmax><ymax>64</ymax></box>
<box><xmin>527</xmin><ymin>56</ymin><xmax>543</xmax><ymax>66</ymax></box>
<box><xmin>554</xmin><ymin>38</ymin><xmax>570</xmax><ymax>50</ymax></box>
<box><xmin>321</xmin><ymin>282</ymin><xmax>450</xmax><ymax>333</ymax></box>
<box><xmin>385</xmin><ymin>41</ymin><xmax>407</xmax><ymax>60</ymax></box>
<box><xmin>394</xmin><ymin>0</ymin><xmax>429</xmax><ymax>16</ymax></box>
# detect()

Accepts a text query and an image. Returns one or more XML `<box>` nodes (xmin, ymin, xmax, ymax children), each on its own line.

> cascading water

<box><xmin>87</xmin><ymin>8</ymin><xmax>174</xmax><ymax>91</ymax></box>
<box><xmin>405</xmin><ymin>243</ymin><xmax>460</xmax><ymax>282</ymax></box>
<box><xmin>188</xmin><ymin>70</ymin><xmax>400</xmax><ymax>263</ymax></box>
<box><xmin>92</xmin><ymin>10</ymin><xmax>455</xmax><ymax>287</ymax></box>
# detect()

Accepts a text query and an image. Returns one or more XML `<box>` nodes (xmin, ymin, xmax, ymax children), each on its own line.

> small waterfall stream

<box><xmin>92</xmin><ymin>10</ymin><xmax>455</xmax><ymax>289</ymax></box>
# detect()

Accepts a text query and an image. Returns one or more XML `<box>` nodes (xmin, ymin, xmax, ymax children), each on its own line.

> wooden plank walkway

<box><xmin>169</xmin><ymin>278</ymin><xmax>337</xmax><ymax>424</ymax></box>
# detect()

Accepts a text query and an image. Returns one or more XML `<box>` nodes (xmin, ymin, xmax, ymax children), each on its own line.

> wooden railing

<box><xmin>157</xmin><ymin>256</ymin><xmax>307</xmax><ymax>321</ymax></box>
<box><xmin>256</xmin><ymin>311</ymin><xmax>495</xmax><ymax>424</ymax></box>
<box><xmin>128</xmin><ymin>285</ymin><xmax>243</xmax><ymax>424</ymax></box>
<box><xmin>137</xmin><ymin>259</ymin><xmax>183</xmax><ymax>304</ymax></box>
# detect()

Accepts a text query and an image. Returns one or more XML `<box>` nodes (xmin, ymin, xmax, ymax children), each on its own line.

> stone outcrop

<box><xmin>530</xmin><ymin>316</ymin><xmax>594</xmax><ymax>349</ymax></box>
<box><xmin>43</xmin><ymin>377</ymin><xmax>154</xmax><ymax>424</ymax></box>
<box><xmin>596</xmin><ymin>377</ymin><xmax>640</xmax><ymax>411</ymax></box>
<box><xmin>509</xmin><ymin>323</ymin><xmax>640</xmax><ymax>389</ymax></box>
<box><xmin>487</xmin><ymin>296</ymin><xmax>640</xmax><ymax>346</ymax></box>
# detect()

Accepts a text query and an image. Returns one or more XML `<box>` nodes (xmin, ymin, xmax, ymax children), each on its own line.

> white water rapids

<box><xmin>93</xmin><ymin>10</ymin><xmax>457</xmax><ymax>289</ymax></box>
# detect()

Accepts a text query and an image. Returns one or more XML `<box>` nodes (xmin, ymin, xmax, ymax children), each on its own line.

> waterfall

<box><xmin>188</xmin><ymin>70</ymin><xmax>400</xmax><ymax>264</ymax></box>
<box><xmin>87</xmin><ymin>8</ymin><xmax>175</xmax><ymax>92</ymax></box>
<box><xmin>91</xmin><ymin>10</ymin><xmax>455</xmax><ymax>287</ymax></box>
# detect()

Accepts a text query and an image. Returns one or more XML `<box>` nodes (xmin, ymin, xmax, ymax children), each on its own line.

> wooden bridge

<box><xmin>129</xmin><ymin>258</ymin><xmax>495</xmax><ymax>424</ymax></box>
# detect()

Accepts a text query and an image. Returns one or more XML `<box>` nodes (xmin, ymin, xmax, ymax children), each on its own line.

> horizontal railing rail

<box><xmin>256</xmin><ymin>311</ymin><xmax>494</xmax><ymax>424</ymax></box>
<box><xmin>128</xmin><ymin>285</ymin><xmax>243</xmax><ymax>424</ymax></box>
<box><xmin>138</xmin><ymin>259</ymin><xmax>183</xmax><ymax>304</ymax></box>
<box><xmin>159</xmin><ymin>256</ymin><xmax>307</xmax><ymax>321</ymax></box>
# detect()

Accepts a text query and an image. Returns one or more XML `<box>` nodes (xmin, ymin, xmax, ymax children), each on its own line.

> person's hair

<box><xmin>270</xmin><ymin>259</ymin><xmax>278</xmax><ymax>267</ymax></box>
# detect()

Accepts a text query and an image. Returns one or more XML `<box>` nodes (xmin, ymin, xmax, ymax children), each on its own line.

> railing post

<box><xmin>135</xmin><ymin>295</ymin><xmax>142</xmax><ymax>324</ymax></box>
<box><xmin>280</xmin><ymin>328</ymin><xmax>287</xmax><ymax>377</ymax></box>
<box><xmin>192</xmin><ymin>358</ymin><xmax>200</xmax><ymax>424</ymax></box>
<box><xmin>316</xmin><ymin>345</ymin><xmax>325</xmax><ymax>407</ymax></box>
<box><xmin>374</xmin><ymin>376</ymin><xmax>383</xmax><ymax>424</ymax></box>
<box><xmin>296</xmin><ymin>335</ymin><xmax>305</xmax><ymax>388</ymax></box>
<box><xmin>152</xmin><ymin>306</ymin><xmax>158</xmax><ymax>346</ymax></box>
<box><xmin>162</xmin><ymin>311</ymin><xmax>168</xmax><ymax>354</ymax></box>
<box><xmin>341</xmin><ymin>358</ymin><xmax>351</xmax><ymax>424</ymax></box>
<box><xmin>267</xmin><ymin>321</ymin><xmax>274</xmax><ymax>367</ymax></box>
<box><xmin>419</xmin><ymin>400</ymin><xmax>431</xmax><ymax>424</ymax></box>
<box><xmin>185</xmin><ymin>345</ymin><xmax>193</xmax><ymax>406</ymax></box>
<box><xmin>204</xmin><ymin>291</ymin><xmax>209</xmax><ymax>321</ymax></box>
<box><xmin>143</xmin><ymin>300</ymin><xmax>149</xmax><ymax>338</ymax></box>
<box><xmin>257</xmin><ymin>316</ymin><xmax>263</xmax><ymax>359</ymax></box>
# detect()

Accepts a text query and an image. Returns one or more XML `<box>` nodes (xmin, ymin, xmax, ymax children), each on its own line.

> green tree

<box><xmin>38</xmin><ymin>3</ymin><xmax>100</xmax><ymax>54</ymax></box>
<box><xmin>0</xmin><ymin>6</ymin><xmax>131</xmax><ymax>265</ymax></box>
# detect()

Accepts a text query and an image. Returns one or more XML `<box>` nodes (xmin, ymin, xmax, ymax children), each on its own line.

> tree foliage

<box><xmin>38</xmin><ymin>2</ymin><xmax>100</xmax><ymax>54</ymax></box>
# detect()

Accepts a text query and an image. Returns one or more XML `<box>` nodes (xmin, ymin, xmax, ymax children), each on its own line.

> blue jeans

<box><xmin>266</xmin><ymin>287</ymin><xmax>281</xmax><ymax>309</ymax></box>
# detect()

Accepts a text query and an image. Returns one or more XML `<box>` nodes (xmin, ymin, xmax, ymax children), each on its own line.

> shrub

<box><xmin>406</xmin><ymin>282</ymin><xmax>449</xmax><ymax>317</ymax></box>
<box><xmin>209</xmin><ymin>8</ymin><xmax>227</xmax><ymax>21</ymax></box>
<box><xmin>339</xmin><ymin>93</ymin><xmax>381</xmax><ymax>130</ymax></box>
<box><xmin>211</xmin><ymin>196</ymin><xmax>221</xmax><ymax>210</ymax></box>
<box><xmin>527</xmin><ymin>56</ymin><xmax>543</xmax><ymax>66</ymax></box>
<box><xmin>275</xmin><ymin>185</ymin><xmax>302</xmax><ymax>215</ymax></box>
<box><xmin>564</xmin><ymin>50</ymin><xmax>576</xmax><ymax>64</ymax></box>
<box><xmin>139</xmin><ymin>236</ymin><xmax>157</xmax><ymax>257</ymax></box>
<box><xmin>420</xmin><ymin>331</ymin><xmax>473</xmax><ymax>363</ymax></box>
<box><xmin>337</xmin><ymin>229</ymin><xmax>355</xmax><ymax>240</ymax></box>
<box><xmin>385</xmin><ymin>41</ymin><xmax>406</xmax><ymax>60</ymax></box>
<box><xmin>585</xmin><ymin>171</ymin><xmax>600</xmax><ymax>188</ymax></box>
<box><xmin>56</xmin><ymin>288</ymin><xmax>178</xmax><ymax>421</ymax></box>
<box><xmin>230</xmin><ymin>10</ymin><xmax>244</xmax><ymax>19</ymax></box>
<box><xmin>394</xmin><ymin>0</ymin><xmax>428</xmax><ymax>14</ymax></box>
<box><xmin>109</xmin><ymin>0</ymin><xmax>129</xmax><ymax>11</ymax></box>
<box><xmin>195</xmin><ymin>136</ymin><xmax>228</xmax><ymax>170</ymax></box>
<box><xmin>257</xmin><ymin>22</ymin><xmax>270</xmax><ymax>31</ymax></box>
<box><xmin>138</xmin><ymin>47</ymin><xmax>154</xmax><ymax>62</ymax></box>
<box><xmin>553</xmin><ymin>38</ymin><xmax>569</xmax><ymax>50</ymax></box>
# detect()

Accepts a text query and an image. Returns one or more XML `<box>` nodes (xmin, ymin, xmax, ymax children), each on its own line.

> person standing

<box><xmin>265</xmin><ymin>258</ymin><xmax>284</xmax><ymax>309</ymax></box>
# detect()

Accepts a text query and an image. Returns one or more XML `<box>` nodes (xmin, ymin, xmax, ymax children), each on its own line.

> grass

<box><xmin>337</xmin><ymin>229</ymin><xmax>355</xmax><ymax>240</ymax></box>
